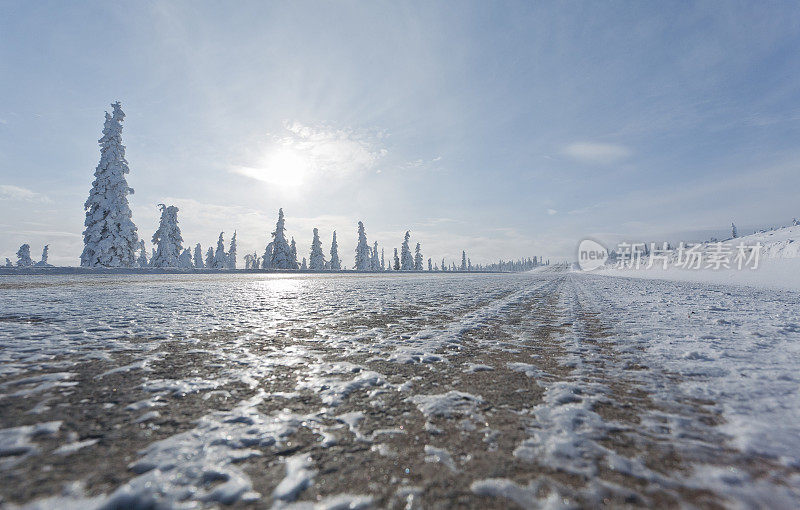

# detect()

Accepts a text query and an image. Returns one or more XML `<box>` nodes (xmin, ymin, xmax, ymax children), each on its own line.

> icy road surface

<box><xmin>1</xmin><ymin>269</ymin><xmax>799</xmax><ymax>508</ymax></box>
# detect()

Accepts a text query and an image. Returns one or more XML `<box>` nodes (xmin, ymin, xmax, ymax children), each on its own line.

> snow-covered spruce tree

<box><xmin>16</xmin><ymin>244</ymin><xmax>33</xmax><ymax>267</ymax></box>
<box><xmin>309</xmin><ymin>228</ymin><xmax>326</xmax><ymax>270</ymax></box>
<box><xmin>393</xmin><ymin>248</ymin><xmax>400</xmax><ymax>270</ymax></box>
<box><xmin>301</xmin><ymin>257</ymin><xmax>307</xmax><ymax>270</ymax></box>
<box><xmin>441</xmin><ymin>258</ymin><xmax>446</xmax><ymax>271</ymax></box>
<box><xmin>151</xmin><ymin>204</ymin><xmax>183</xmax><ymax>268</ymax></box>
<box><xmin>400</xmin><ymin>231</ymin><xmax>414</xmax><ymax>270</ymax></box>
<box><xmin>269</xmin><ymin>209</ymin><xmax>294</xmax><ymax>269</ymax></box>
<box><xmin>329</xmin><ymin>231</ymin><xmax>341</xmax><ymax>270</ymax></box>
<box><xmin>137</xmin><ymin>240</ymin><xmax>148</xmax><ymax>268</ymax></box>
<box><xmin>4</xmin><ymin>258</ymin><xmax>12</xmax><ymax>267</ymax></box>
<box><xmin>355</xmin><ymin>221</ymin><xmax>371</xmax><ymax>271</ymax></box>
<box><xmin>381</xmin><ymin>248</ymin><xmax>385</xmax><ymax>271</ymax></box>
<box><xmin>227</xmin><ymin>231</ymin><xmax>237</xmax><ymax>269</ymax></box>
<box><xmin>731</xmin><ymin>223</ymin><xmax>738</xmax><ymax>239</ymax></box>
<box><xmin>212</xmin><ymin>232</ymin><xmax>227</xmax><ymax>269</ymax></box>
<box><xmin>193</xmin><ymin>243</ymin><xmax>204</xmax><ymax>268</ymax></box>
<box><xmin>179</xmin><ymin>248</ymin><xmax>193</xmax><ymax>268</ymax></box>
<box><xmin>460</xmin><ymin>251</ymin><xmax>467</xmax><ymax>271</ymax></box>
<box><xmin>371</xmin><ymin>242</ymin><xmax>381</xmax><ymax>271</ymax></box>
<box><xmin>414</xmin><ymin>243</ymin><xmax>423</xmax><ymax>270</ymax></box>
<box><xmin>262</xmin><ymin>242</ymin><xmax>274</xmax><ymax>269</ymax></box>
<box><xmin>36</xmin><ymin>245</ymin><xmax>50</xmax><ymax>266</ymax></box>
<box><xmin>81</xmin><ymin>102</ymin><xmax>139</xmax><ymax>267</ymax></box>
<box><xmin>205</xmin><ymin>247</ymin><xmax>214</xmax><ymax>268</ymax></box>
<box><xmin>468</xmin><ymin>258</ymin><xmax>472</xmax><ymax>271</ymax></box>
<box><xmin>290</xmin><ymin>237</ymin><xmax>299</xmax><ymax>270</ymax></box>
<box><xmin>428</xmin><ymin>258</ymin><xmax>432</xmax><ymax>271</ymax></box>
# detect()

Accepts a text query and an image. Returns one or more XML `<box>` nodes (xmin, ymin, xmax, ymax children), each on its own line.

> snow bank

<box><xmin>594</xmin><ymin>225</ymin><xmax>800</xmax><ymax>290</ymax></box>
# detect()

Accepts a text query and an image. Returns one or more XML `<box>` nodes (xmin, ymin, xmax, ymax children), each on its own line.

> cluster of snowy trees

<box><xmin>132</xmin><ymin>204</ymin><xmax>238</xmax><ymax>270</ymax></box>
<box><xmin>237</xmin><ymin>211</ymin><xmax>539</xmax><ymax>273</ymax></box>
<box><xmin>240</xmin><ymin>209</ymin><xmax>340</xmax><ymax>270</ymax></box>
<box><xmin>474</xmin><ymin>257</ymin><xmax>542</xmax><ymax>272</ymax></box>
<box><xmin>5</xmin><ymin>244</ymin><xmax>51</xmax><ymax>268</ymax></box>
<box><xmin>75</xmin><ymin>102</ymin><xmax>236</xmax><ymax>270</ymax></box>
<box><xmin>244</xmin><ymin>214</ymin><xmax>427</xmax><ymax>272</ymax></box>
<box><xmin>60</xmin><ymin>101</ymin><xmax>538</xmax><ymax>272</ymax></box>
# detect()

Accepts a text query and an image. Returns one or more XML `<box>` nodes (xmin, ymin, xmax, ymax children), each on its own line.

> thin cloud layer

<box><xmin>0</xmin><ymin>185</ymin><xmax>49</xmax><ymax>202</ymax></box>
<box><xmin>562</xmin><ymin>142</ymin><xmax>631</xmax><ymax>165</ymax></box>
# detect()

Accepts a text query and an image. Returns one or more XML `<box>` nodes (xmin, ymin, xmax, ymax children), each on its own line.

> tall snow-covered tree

<box><xmin>393</xmin><ymin>248</ymin><xmax>400</xmax><ymax>270</ymax></box>
<box><xmin>731</xmin><ymin>222</ymin><xmax>738</xmax><ymax>239</ymax></box>
<box><xmin>38</xmin><ymin>245</ymin><xmax>50</xmax><ymax>266</ymax></box>
<box><xmin>151</xmin><ymin>204</ymin><xmax>183</xmax><ymax>268</ymax></box>
<box><xmin>400</xmin><ymin>231</ymin><xmax>414</xmax><ymax>270</ymax></box>
<box><xmin>441</xmin><ymin>258</ymin><xmax>446</xmax><ymax>271</ymax></box>
<box><xmin>193</xmin><ymin>243</ymin><xmax>204</xmax><ymax>268</ymax></box>
<box><xmin>4</xmin><ymin>258</ymin><xmax>12</xmax><ymax>267</ymax></box>
<box><xmin>371</xmin><ymin>241</ymin><xmax>381</xmax><ymax>271</ymax></box>
<box><xmin>205</xmin><ymin>247</ymin><xmax>214</xmax><ymax>268</ymax></box>
<box><xmin>290</xmin><ymin>237</ymin><xmax>299</xmax><ymax>270</ymax></box>
<box><xmin>212</xmin><ymin>232</ymin><xmax>227</xmax><ymax>269</ymax></box>
<box><xmin>355</xmin><ymin>221</ymin><xmax>371</xmax><ymax>271</ymax></box>
<box><xmin>16</xmin><ymin>244</ymin><xmax>33</xmax><ymax>267</ymax></box>
<box><xmin>179</xmin><ymin>248</ymin><xmax>193</xmax><ymax>268</ymax></box>
<box><xmin>301</xmin><ymin>257</ymin><xmax>307</xmax><ymax>270</ymax></box>
<box><xmin>81</xmin><ymin>102</ymin><xmax>139</xmax><ymax>268</ymax></box>
<box><xmin>137</xmin><ymin>240</ymin><xmax>148</xmax><ymax>268</ymax></box>
<box><xmin>227</xmin><ymin>231</ymin><xmax>237</xmax><ymax>269</ymax></box>
<box><xmin>460</xmin><ymin>251</ymin><xmax>467</xmax><ymax>271</ymax></box>
<box><xmin>381</xmin><ymin>248</ymin><xmax>385</xmax><ymax>271</ymax></box>
<box><xmin>309</xmin><ymin>228</ymin><xmax>326</xmax><ymax>270</ymax></box>
<box><xmin>329</xmin><ymin>231</ymin><xmax>341</xmax><ymax>271</ymax></box>
<box><xmin>414</xmin><ymin>243</ymin><xmax>423</xmax><ymax>270</ymax></box>
<box><xmin>468</xmin><ymin>258</ymin><xmax>472</xmax><ymax>271</ymax></box>
<box><xmin>269</xmin><ymin>208</ymin><xmax>294</xmax><ymax>269</ymax></box>
<box><xmin>428</xmin><ymin>258</ymin><xmax>433</xmax><ymax>271</ymax></box>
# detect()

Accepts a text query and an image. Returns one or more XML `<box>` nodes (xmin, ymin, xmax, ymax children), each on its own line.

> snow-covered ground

<box><xmin>1</xmin><ymin>270</ymin><xmax>799</xmax><ymax>508</ymax></box>
<box><xmin>596</xmin><ymin>224</ymin><xmax>800</xmax><ymax>291</ymax></box>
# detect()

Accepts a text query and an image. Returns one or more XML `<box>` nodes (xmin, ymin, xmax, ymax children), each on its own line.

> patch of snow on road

<box><xmin>409</xmin><ymin>391</ymin><xmax>483</xmax><ymax>419</ymax></box>
<box><xmin>0</xmin><ymin>421</ymin><xmax>61</xmax><ymax>468</ymax></box>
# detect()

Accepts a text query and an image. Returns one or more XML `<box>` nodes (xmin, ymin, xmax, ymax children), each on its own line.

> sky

<box><xmin>2</xmin><ymin>1</ymin><xmax>800</xmax><ymax>266</ymax></box>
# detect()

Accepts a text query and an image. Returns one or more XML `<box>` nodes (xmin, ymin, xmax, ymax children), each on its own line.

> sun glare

<box><xmin>235</xmin><ymin>147</ymin><xmax>310</xmax><ymax>192</ymax></box>
<box><xmin>266</xmin><ymin>147</ymin><xmax>308</xmax><ymax>188</ymax></box>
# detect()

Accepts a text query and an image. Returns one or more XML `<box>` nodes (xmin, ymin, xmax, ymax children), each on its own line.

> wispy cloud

<box><xmin>547</xmin><ymin>208</ymin><xmax>558</xmax><ymax>216</ymax></box>
<box><xmin>399</xmin><ymin>155</ymin><xmax>444</xmax><ymax>172</ymax></box>
<box><xmin>0</xmin><ymin>185</ymin><xmax>49</xmax><ymax>202</ymax></box>
<box><xmin>562</xmin><ymin>142</ymin><xmax>631</xmax><ymax>165</ymax></box>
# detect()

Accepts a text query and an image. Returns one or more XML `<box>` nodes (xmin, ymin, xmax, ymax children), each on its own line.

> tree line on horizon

<box><xmin>6</xmin><ymin>102</ymin><xmax>542</xmax><ymax>272</ymax></box>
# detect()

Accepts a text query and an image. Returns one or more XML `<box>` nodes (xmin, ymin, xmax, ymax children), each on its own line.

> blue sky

<box><xmin>2</xmin><ymin>1</ymin><xmax>800</xmax><ymax>266</ymax></box>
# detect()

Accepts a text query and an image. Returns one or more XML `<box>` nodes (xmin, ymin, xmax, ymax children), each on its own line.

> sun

<box><xmin>232</xmin><ymin>146</ymin><xmax>310</xmax><ymax>192</ymax></box>
<box><xmin>266</xmin><ymin>147</ymin><xmax>309</xmax><ymax>188</ymax></box>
